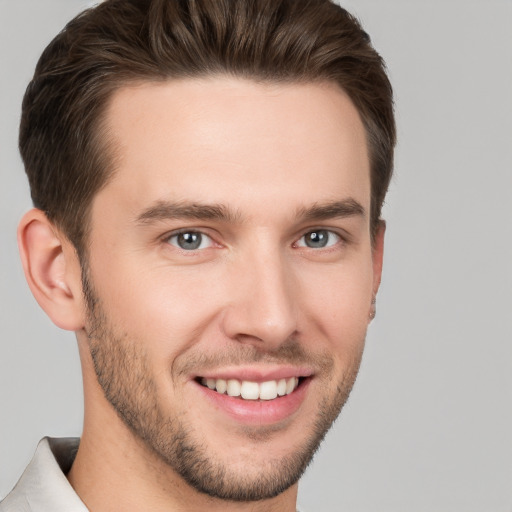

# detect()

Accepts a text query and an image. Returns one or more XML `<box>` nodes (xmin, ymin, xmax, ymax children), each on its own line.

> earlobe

<box><xmin>18</xmin><ymin>209</ymin><xmax>86</xmax><ymax>331</ymax></box>
<box><xmin>367</xmin><ymin>221</ymin><xmax>385</xmax><ymax>322</ymax></box>
<box><xmin>371</xmin><ymin>220</ymin><xmax>386</xmax><ymax>297</ymax></box>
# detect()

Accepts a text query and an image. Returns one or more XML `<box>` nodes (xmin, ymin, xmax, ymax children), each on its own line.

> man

<box><xmin>1</xmin><ymin>0</ymin><xmax>395</xmax><ymax>511</ymax></box>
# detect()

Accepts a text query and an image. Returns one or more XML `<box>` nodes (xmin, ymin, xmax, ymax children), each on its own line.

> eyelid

<box><xmin>296</xmin><ymin>229</ymin><xmax>340</xmax><ymax>248</ymax></box>
<box><xmin>160</xmin><ymin>225</ymin><xmax>350</xmax><ymax>252</ymax></box>
<box><xmin>164</xmin><ymin>228</ymin><xmax>217</xmax><ymax>251</ymax></box>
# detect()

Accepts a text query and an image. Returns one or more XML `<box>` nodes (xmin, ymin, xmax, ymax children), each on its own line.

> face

<box><xmin>81</xmin><ymin>77</ymin><xmax>382</xmax><ymax>501</ymax></box>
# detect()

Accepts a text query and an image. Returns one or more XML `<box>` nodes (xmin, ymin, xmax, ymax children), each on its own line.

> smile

<box><xmin>194</xmin><ymin>372</ymin><xmax>312</xmax><ymax>425</ymax></box>
<box><xmin>200</xmin><ymin>377</ymin><xmax>300</xmax><ymax>400</ymax></box>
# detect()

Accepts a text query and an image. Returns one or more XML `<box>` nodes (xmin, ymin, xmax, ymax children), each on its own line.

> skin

<box><xmin>18</xmin><ymin>77</ymin><xmax>384</xmax><ymax>512</ymax></box>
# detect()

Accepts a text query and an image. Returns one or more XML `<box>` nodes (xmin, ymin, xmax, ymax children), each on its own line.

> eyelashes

<box><xmin>164</xmin><ymin>228</ymin><xmax>345</xmax><ymax>253</ymax></box>
<box><xmin>166</xmin><ymin>231</ymin><xmax>215</xmax><ymax>251</ymax></box>
<box><xmin>294</xmin><ymin>229</ymin><xmax>341</xmax><ymax>249</ymax></box>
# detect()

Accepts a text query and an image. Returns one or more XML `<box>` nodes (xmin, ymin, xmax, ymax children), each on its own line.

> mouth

<box><xmin>197</xmin><ymin>376</ymin><xmax>303</xmax><ymax>401</ymax></box>
<box><xmin>191</xmin><ymin>367</ymin><xmax>313</xmax><ymax>425</ymax></box>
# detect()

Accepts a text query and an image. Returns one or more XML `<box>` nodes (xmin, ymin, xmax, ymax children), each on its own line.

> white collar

<box><xmin>0</xmin><ymin>437</ymin><xmax>87</xmax><ymax>512</ymax></box>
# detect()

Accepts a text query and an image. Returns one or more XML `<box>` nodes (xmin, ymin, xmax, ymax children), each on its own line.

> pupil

<box><xmin>307</xmin><ymin>230</ymin><xmax>328</xmax><ymax>248</ymax></box>
<box><xmin>178</xmin><ymin>232</ymin><xmax>201</xmax><ymax>250</ymax></box>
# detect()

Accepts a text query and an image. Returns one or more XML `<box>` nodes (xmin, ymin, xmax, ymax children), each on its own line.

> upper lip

<box><xmin>194</xmin><ymin>365</ymin><xmax>313</xmax><ymax>382</ymax></box>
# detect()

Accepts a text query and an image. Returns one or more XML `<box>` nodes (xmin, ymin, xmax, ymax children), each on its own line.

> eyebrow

<box><xmin>135</xmin><ymin>200</ymin><xmax>241</xmax><ymax>224</ymax></box>
<box><xmin>135</xmin><ymin>198</ymin><xmax>365</xmax><ymax>225</ymax></box>
<box><xmin>296</xmin><ymin>198</ymin><xmax>366</xmax><ymax>222</ymax></box>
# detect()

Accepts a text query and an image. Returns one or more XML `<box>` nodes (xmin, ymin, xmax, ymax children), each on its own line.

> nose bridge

<box><xmin>222</xmin><ymin>239</ymin><xmax>298</xmax><ymax>347</ymax></box>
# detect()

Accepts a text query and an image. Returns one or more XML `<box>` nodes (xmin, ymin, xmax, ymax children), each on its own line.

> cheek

<box><xmin>91</xmin><ymin>258</ymin><xmax>228</xmax><ymax>356</ymax></box>
<box><xmin>299</xmin><ymin>258</ymin><xmax>373</xmax><ymax>351</ymax></box>
<box><xmin>89</xmin><ymin>243</ymin><xmax>374</xmax><ymax>369</ymax></box>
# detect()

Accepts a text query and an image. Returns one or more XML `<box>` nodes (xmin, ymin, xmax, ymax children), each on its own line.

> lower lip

<box><xmin>194</xmin><ymin>378</ymin><xmax>311</xmax><ymax>425</ymax></box>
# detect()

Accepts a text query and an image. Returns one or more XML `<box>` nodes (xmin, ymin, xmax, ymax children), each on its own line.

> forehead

<box><xmin>98</xmin><ymin>77</ymin><xmax>370</xmax><ymax>221</ymax></box>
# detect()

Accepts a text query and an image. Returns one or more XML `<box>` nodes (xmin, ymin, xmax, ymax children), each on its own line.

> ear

<box><xmin>371</xmin><ymin>220</ymin><xmax>386</xmax><ymax>297</ymax></box>
<box><xmin>18</xmin><ymin>208</ymin><xmax>86</xmax><ymax>331</ymax></box>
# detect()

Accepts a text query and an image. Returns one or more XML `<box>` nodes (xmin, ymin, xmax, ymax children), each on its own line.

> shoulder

<box><xmin>0</xmin><ymin>437</ymin><xmax>86</xmax><ymax>512</ymax></box>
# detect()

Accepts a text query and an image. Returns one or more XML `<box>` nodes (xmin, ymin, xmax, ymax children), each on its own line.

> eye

<box><xmin>167</xmin><ymin>231</ymin><xmax>213</xmax><ymax>251</ymax></box>
<box><xmin>296</xmin><ymin>229</ymin><xmax>341</xmax><ymax>249</ymax></box>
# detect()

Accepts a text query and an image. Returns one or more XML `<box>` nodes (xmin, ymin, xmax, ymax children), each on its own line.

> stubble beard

<box><xmin>81</xmin><ymin>267</ymin><xmax>364</xmax><ymax>502</ymax></box>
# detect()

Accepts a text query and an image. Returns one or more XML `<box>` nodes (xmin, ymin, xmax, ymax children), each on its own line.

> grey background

<box><xmin>1</xmin><ymin>1</ymin><xmax>511</xmax><ymax>511</ymax></box>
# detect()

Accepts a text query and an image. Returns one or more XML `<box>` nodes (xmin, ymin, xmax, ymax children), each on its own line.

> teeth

<box><xmin>215</xmin><ymin>378</ymin><xmax>227</xmax><ymax>394</ymax></box>
<box><xmin>276</xmin><ymin>378</ymin><xmax>287</xmax><ymax>396</ymax></box>
<box><xmin>201</xmin><ymin>377</ymin><xmax>300</xmax><ymax>400</ymax></box>
<box><xmin>286</xmin><ymin>377</ymin><xmax>298</xmax><ymax>395</ymax></box>
<box><xmin>241</xmin><ymin>381</ymin><xmax>259</xmax><ymax>400</ymax></box>
<box><xmin>226</xmin><ymin>379</ymin><xmax>241</xmax><ymax>397</ymax></box>
<box><xmin>259</xmin><ymin>380</ymin><xmax>278</xmax><ymax>400</ymax></box>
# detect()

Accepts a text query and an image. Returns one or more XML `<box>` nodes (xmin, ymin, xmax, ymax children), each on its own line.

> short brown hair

<box><xmin>20</xmin><ymin>0</ymin><xmax>395</xmax><ymax>254</ymax></box>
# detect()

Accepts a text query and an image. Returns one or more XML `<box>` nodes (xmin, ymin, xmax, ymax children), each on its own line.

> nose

<box><xmin>221</xmin><ymin>248</ymin><xmax>299</xmax><ymax>350</ymax></box>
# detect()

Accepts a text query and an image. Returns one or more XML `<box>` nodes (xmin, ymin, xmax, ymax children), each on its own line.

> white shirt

<box><xmin>0</xmin><ymin>438</ymin><xmax>87</xmax><ymax>511</ymax></box>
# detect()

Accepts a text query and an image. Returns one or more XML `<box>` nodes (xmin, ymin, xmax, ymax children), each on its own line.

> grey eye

<box><xmin>298</xmin><ymin>230</ymin><xmax>340</xmax><ymax>249</ymax></box>
<box><xmin>168</xmin><ymin>231</ymin><xmax>212</xmax><ymax>250</ymax></box>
